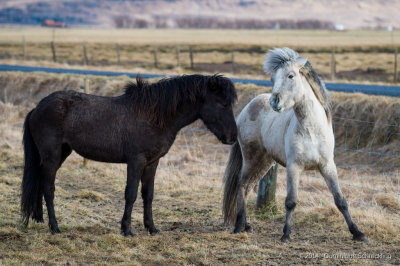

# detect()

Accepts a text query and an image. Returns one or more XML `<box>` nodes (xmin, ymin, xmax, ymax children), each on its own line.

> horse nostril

<box><xmin>274</xmin><ymin>93</ymin><xmax>280</xmax><ymax>104</ymax></box>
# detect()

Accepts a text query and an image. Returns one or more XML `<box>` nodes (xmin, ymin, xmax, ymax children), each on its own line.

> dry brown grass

<box><xmin>1</xmin><ymin>28</ymin><xmax>399</xmax><ymax>47</ymax></box>
<box><xmin>0</xmin><ymin>73</ymin><xmax>399</xmax><ymax>264</ymax></box>
<box><xmin>0</xmin><ymin>28</ymin><xmax>399</xmax><ymax>83</ymax></box>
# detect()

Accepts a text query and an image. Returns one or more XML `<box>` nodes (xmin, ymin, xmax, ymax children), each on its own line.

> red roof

<box><xmin>43</xmin><ymin>20</ymin><xmax>65</xmax><ymax>27</ymax></box>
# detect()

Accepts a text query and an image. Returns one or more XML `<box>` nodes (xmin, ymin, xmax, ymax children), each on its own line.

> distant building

<box><xmin>333</xmin><ymin>24</ymin><xmax>344</xmax><ymax>31</ymax></box>
<box><xmin>42</xmin><ymin>19</ymin><xmax>65</xmax><ymax>28</ymax></box>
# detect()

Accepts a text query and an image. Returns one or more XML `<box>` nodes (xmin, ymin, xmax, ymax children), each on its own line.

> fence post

<box><xmin>115</xmin><ymin>43</ymin><xmax>121</xmax><ymax>65</ymax></box>
<box><xmin>22</xmin><ymin>36</ymin><xmax>26</xmax><ymax>60</ymax></box>
<box><xmin>189</xmin><ymin>47</ymin><xmax>194</xmax><ymax>69</ymax></box>
<box><xmin>330</xmin><ymin>49</ymin><xmax>336</xmax><ymax>81</ymax></box>
<box><xmin>50</xmin><ymin>41</ymin><xmax>56</xmax><ymax>62</ymax></box>
<box><xmin>82</xmin><ymin>42</ymin><xmax>88</xmax><ymax>65</ymax></box>
<box><xmin>394</xmin><ymin>48</ymin><xmax>398</xmax><ymax>84</ymax></box>
<box><xmin>82</xmin><ymin>78</ymin><xmax>90</xmax><ymax>167</ymax></box>
<box><xmin>256</xmin><ymin>163</ymin><xmax>278</xmax><ymax>209</ymax></box>
<box><xmin>176</xmin><ymin>45</ymin><xmax>180</xmax><ymax>68</ymax></box>
<box><xmin>153</xmin><ymin>48</ymin><xmax>158</xmax><ymax>68</ymax></box>
<box><xmin>231</xmin><ymin>50</ymin><xmax>235</xmax><ymax>73</ymax></box>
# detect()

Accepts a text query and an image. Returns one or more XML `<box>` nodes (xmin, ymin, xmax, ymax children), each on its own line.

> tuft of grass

<box><xmin>77</xmin><ymin>189</ymin><xmax>105</xmax><ymax>201</ymax></box>
<box><xmin>374</xmin><ymin>194</ymin><xmax>400</xmax><ymax>211</ymax></box>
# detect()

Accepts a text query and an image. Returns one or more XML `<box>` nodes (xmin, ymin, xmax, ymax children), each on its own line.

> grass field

<box><xmin>0</xmin><ymin>28</ymin><xmax>399</xmax><ymax>47</ymax></box>
<box><xmin>0</xmin><ymin>72</ymin><xmax>399</xmax><ymax>264</ymax></box>
<box><xmin>0</xmin><ymin>27</ymin><xmax>399</xmax><ymax>83</ymax></box>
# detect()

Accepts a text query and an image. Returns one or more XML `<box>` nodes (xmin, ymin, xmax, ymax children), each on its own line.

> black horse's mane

<box><xmin>123</xmin><ymin>74</ymin><xmax>236</xmax><ymax>128</ymax></box>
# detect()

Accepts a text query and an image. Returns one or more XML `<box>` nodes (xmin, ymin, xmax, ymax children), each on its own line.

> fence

<box><xmin>0</xmin><ymin>41</ymin><xmax>399</xmax><ymax>84</ymax></box>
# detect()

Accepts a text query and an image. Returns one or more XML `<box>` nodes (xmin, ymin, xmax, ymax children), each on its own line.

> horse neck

<box><xmin>293</xmin><ymin>77</ymin><xmax>329</xmax><ymax>130</ymax></box>
<box><xmin>167</xmin><ymin>100</ymin><xmax>201</xmax><ymax>133</ymax></box>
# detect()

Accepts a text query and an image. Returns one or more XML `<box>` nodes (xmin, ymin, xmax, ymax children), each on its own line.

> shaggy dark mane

<box><xmin>123</xmin><ymin>74</ymin><xmax>236</xmax><ymax>127</ymax></box>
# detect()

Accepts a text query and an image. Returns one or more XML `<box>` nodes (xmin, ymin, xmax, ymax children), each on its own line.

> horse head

<box><xmin>263</xmin><ymin>47</ymin><xmax>308</xmax><ymax>112</ymax></box>
<box><xmin>200</xmin><ymin>75</ymin><xmax>237</xmax><ymax>144</ymax></box>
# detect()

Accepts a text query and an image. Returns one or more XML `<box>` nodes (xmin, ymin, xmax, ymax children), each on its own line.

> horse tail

<box><xmin>21</xmin><ymin>109</ymin><xmax>43</xmax><ymax>226</ymax></box>
<box><xmin>223</xmin><ymin>141</ymin><xmax>243</xmax><ymax>225</ymax></box>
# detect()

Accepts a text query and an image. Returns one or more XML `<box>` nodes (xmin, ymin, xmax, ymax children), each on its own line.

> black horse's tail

<box><xmin>21</xmin><ymin>109</ymin><xmax>44</xmax><ymax>226</ymax></box>
<box><xmin>223</xmin><ymin>141</ymin><xmax>243</xmax><ymax>225</ymax></box>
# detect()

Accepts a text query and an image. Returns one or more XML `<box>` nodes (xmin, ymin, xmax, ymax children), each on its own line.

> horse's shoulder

<box><xmin>246</xmin><ymin>94</ymin><xmax>270</xmax><ymax>121</ymax></box>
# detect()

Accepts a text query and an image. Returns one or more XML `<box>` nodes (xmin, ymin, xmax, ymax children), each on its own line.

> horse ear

<box><xmin>296</xmin><ymin>57</ymin><xmax>308</xmax><ymax>69</ymax></box>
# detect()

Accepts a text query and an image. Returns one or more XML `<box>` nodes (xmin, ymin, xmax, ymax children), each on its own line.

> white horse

<box><xmin>223</xmin><ymin>47</ymin><xmax>368</xmax><ymax>242</ymax></box>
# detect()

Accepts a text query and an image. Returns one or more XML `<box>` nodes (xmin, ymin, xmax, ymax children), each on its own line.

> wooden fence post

<box><xmin>82</xmin><ymin>78</ymin><xmax>90</xmax><ymax>167</ymax></box>
<box><xmin>330</xmin><ymin>49</ymin><xmax>336</xmax><ymax>81</ymax></box>
<box><xmin>22</xmin><ymin>36</ymin><xmax>26</xmax><ymax>60</ymax></box>
<box><xmin>176</xmin><ymin>45</ymin><xmax>180</xmax><ymax>68</ymax></box>
<box><xmin>153</xmin><ymin>48</ymin><xmax>158</xmax><ymax>68</ymax></box>
<box><xmin>115</xmin><ymin>43</ymin><xmax>121</xmax><ymax>65</ymax></box>
<box><xmin>82</xmin><ymin>42</ymin><xmax>88</xmax><ymax>65</ymax></box>
<box><xmin>256</xmin><ymin>163</ymin><xmax>278</xmax><ymax>209</ymax></box>
<box><xmin>189</xmin><ymin>47</ymin><xmax>194</xmax><ymax>69</ymax></box>
<box><xmin>394</xmin><ymin>48</ymin><xmax>398</xmax><ymax>84</ymax></box>
<box><xmin>231</xmin><ymin>50</ymin><xmax>235</xmax><ymax>73</ymax></box>
<box><xmin>50</xmin><ymin>41</ymin><xmax>56</xmax><ymax>62</ymax></box>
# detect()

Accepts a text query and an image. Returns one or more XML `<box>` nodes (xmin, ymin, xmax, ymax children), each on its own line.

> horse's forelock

<box><xmin>263</xmin><ymin>47</ymin><xmax>299</xmax><ymax>75</ymax></box>
<box><xmin>208</xmin><ymin>74</ymin><xmax>237</xmax><ymax>104</ymax></box>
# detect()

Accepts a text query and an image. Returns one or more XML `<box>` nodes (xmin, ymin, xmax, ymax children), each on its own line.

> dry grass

<box><xmin>1</xmin><ymin>28</ymin><xmax>399</xmax><ymax>47</ymax></box>
<box><xmin>0</xmin><ymin>28</ymin><xmax>399</xmax><ymax>83</ymax></box>
<box><xmin>0</xmin><ymin>73</ymin><xmax>399</xmax><ymax>264</ymax></box>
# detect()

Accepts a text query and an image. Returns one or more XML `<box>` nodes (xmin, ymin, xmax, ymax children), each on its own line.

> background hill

<box><xmin>0</xmin><ymin>0</ymin><xmax>399</xmax><ymax>29</ymax></box>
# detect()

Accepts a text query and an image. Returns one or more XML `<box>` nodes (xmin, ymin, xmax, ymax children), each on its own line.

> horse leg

<box><xmin>281</xmin><ymin>163</ymin><xmax>301</xmax><ymax>242</ymax></box>
<box><xmin>141</xmin><ymin>159</ymin><xmax>159</xmax><ymax>235</ymax></box>
<box><xmin>319</xmin><ymin>161</ymin><xmax>369</xmax><ymax>242</ymax></box>
<box><xmin>234</xmin><ymin>158</ymin><xmax>273</xmax><ymax>233</ymax></box>
<box><xmin>40</xmin><ymin>148</ymin><xmax>62</xmax><ymax>234</ymax></box>
<box><xmin>121</xmin><ymin>158</ymin><xmax>145</xmax><ymax>237</ymax></box>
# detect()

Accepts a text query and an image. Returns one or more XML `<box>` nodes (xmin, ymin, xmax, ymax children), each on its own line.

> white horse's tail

<box><xmin>223</xmin><ymin>141</ymin><xmax>243</xmax><ymax>225</ymax></box>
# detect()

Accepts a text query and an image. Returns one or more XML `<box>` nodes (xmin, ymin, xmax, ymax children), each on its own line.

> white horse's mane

<box><xmin>263</xmin><ymin>47</ymin><xmax>331</xmax><ymax>121</ymax></box>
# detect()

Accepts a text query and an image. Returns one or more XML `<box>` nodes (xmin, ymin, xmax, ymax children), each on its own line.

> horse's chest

<box><xmin>288</xmin><ymin>132</ymin><xmax>332</xmax><ymax>166</ymax></box>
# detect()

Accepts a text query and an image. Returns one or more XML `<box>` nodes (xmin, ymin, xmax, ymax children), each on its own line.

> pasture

<box><xmin>0</xmin><ymin>72</ymin><xmax>399</xmax><ymax>264</ymax></box>
<box><xmin>0</xmin><ymin>28</ymin><xmax>399</xmax><ymax>83</ymax></box>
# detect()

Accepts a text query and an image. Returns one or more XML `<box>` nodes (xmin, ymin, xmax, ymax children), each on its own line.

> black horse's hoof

<box><xmin>50</xmin><ymin>226</ymin><xmax>61</xmax><ymax>234</ymax></box>
<box><xmin>149</xmin><ymin>228</ymin><xmax>160</xmax><ymax>235</ymax></box>
<box><xmin>233</xmin><ymin>227</ymin><xmax>242</xmax><ymax>234</ymax></box>
<box><xmin>280</xmin><ymin>235</ymin><xmax>291</xmax><ymax>242</ymax></box>
<box><xmin>121</xmin><ymin>228</ymin><xmax>134</xmax><ymax>237</ymax></box>
<box><xmin>353</xmin><ymin>234</ymin><xmax>369</xmax><ymax>243</ymax></box>
<box><xmin>244</xmin><ymin>223</ymin><xmax>255</xmax><ymax>234</ymax></box>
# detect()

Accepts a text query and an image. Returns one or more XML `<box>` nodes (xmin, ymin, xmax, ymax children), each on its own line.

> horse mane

<box><xmin>123</xmin><ymin>74</ymin><xmax>236</xmax><ymax>128</ymax></box>
<box><xmin>299</xmin><ymin>61</ymin><xmax>332</xmax><ymax>122</ymax></box>
<box><xmin>263</xmin><ymin>47</ymin><xmax>331</xmax><ymax>122</ymax></box>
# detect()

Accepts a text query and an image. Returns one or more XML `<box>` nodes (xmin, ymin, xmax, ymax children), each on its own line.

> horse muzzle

<box><xmin>270</xmin><ymin>94</ymin><xmax>283</xmax><ymax>112</ymax></box>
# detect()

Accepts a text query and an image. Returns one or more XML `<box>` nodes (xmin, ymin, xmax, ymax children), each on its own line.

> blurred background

<box><xmin>0</xmin><ymin>0</ymin><xmax>399</xmax><ymax>83</ymax></box>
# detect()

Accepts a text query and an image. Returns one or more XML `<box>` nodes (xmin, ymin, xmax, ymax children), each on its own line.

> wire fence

<box><xmin>0</xmin><ymin>41</ymin><xmax>398</xmax><ymax>84</ymax></box>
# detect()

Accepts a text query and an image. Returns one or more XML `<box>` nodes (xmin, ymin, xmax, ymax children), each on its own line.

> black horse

<box><xmin>21</xmin><ymin>74</ymin><xmax>237</xmax><ymax>236</ymax></box>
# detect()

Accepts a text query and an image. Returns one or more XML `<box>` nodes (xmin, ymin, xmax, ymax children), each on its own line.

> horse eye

<box><xmin>288</xmin><ymin>74</ymin><xmax>294</xmax><ymax>79</ymax></box>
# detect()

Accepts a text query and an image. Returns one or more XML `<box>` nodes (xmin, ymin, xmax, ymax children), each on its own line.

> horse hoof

<box><xmin>50</xmin><ymin>227</ymin><xmax>61</xmax><ymax>234</ymax></box>
<box><xmin>122</xmin><ymin>230</ymin><xmax>134</xmax><ymax>237</ymax></box>
<box><xmin>244</xmin><ymin>224</ymin><xmax>255</xmax><ymax>234</ymax></box>
<box><xmin>353</xmin><ymin>234</ymin><xmax>369</xmax><ymax>243</ymax></box>
<box><xmin>233</xmin><ymin>227</ymin><xmax>242</xmax><ymax>234</ymax></box>
<box><xmin>280</xmin><ymin>235</ymin><xmax>291</xmax><ymax>242</ymax></box>
<box><xmin>149</xmin><ymin>228</ymin><xmax>160</xmax><ymax>235</ymax></box>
